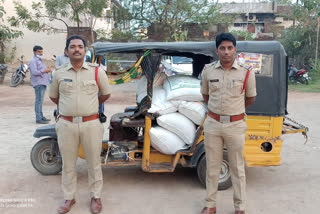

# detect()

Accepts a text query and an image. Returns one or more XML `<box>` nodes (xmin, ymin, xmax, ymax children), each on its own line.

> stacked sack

<box><xmin>136</xmin><ymin>73</ymin><xmax>207</xmax><ymax>155</ymax></box>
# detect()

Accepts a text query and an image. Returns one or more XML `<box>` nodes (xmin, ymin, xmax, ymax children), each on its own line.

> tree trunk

<box><xmin>90</xmin><ymin>28</ymin><xmax>94</xmax><ymax>44</ymax></box>
<box><xmin>77</xmin><ymin>13</ymin><xmax>80</xmax><ymax>32</ymax></box>
<box><xmin>0</xmin><ymin>42</ymin><xmax>4</xmax><ymax>53</ymax></box>
<box><xmin>316</xmin><ymin>17</ymin><xmax>319</xmax><ymax>62</ymax></box>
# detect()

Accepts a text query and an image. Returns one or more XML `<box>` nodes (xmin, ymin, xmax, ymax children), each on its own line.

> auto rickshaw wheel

<box><xmin>30</xmin><ymin>138</ymin><xmax>62</xmax><ymax>175</ymax></box>
<box><xmin>197</xmin><ymin>150</ymin><xmax>232</xmax><ymax>190</ymax></box>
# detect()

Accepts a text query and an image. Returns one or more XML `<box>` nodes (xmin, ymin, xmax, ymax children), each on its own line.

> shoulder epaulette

<box><xmin>204</xmin><ymin>61</ymin><xmax>218</xmax><ymax>69</ymax></box>
<box><xmin>55</xmin><ymin>63</ymin><xmax>68</xmax><ymax>72</ymax></box>
<box><xmin>239</xmin><ymin>62</ymin><xmax>252</xmax><ymax>71</ymax></box>
<box><xmin>87</xmin><ymin>62</ymin><xmax>98</xmax><ymax>67</ymax></box>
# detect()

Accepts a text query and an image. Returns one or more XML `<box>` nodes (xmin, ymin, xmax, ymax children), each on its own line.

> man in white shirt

<box><xmin>55</xmin><ymin>48</ymin><xmax>70</xmax><ymax>69</ymax></box>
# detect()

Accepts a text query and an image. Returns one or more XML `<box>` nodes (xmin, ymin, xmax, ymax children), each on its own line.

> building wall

<box><xmin>224</xmin><ymin>3</ymin><xmax>294</xmax><ymax>40</ymax></box>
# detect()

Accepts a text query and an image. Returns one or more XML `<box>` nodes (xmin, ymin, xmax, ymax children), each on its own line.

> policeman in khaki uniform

<box><xmin>200</xmin><ymin>33</ymin><xmax>256</xmax><ymax>214</ymax></box>
<box><xmin>49</xmin><ymin>35</ymin><xmax>111</xmax><ymax>214</ymax></box>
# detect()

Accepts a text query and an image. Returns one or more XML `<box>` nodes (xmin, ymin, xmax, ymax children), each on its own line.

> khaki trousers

<box><xmin>56</xmin><ymin>118</ymin><xmax>104</xmax><ymax>200</ymax></box>
<box><xmin>203</xmin><ymin>116</ymin><xmax>247</xmax><ymax>211</ymax></box>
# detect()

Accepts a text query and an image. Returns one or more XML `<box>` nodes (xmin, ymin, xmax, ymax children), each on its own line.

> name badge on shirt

<box><xmin>63</xmin><ymin>79</ymin><xmax>73</xmax><ymax>82</ymax></box>
<box><xmin>210</xmin><ymin>79</ymin><xmax>219</xmax><ymax>82</ymax></box>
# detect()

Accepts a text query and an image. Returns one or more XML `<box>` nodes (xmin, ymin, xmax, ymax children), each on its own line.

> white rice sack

<box><xmin>178</xmin><ymin>101</ymin><xmax>207</xmax><ymax>125</ymax></box>
<box><xmin>170</xmin><ymin>100</ymin><xmax>182</xmax><ymax>108</ymax></box>
<box><xmin>150</xmin><ymin>126</ymin><xmax>187</xmax><ymax>155</ymax></box>
<box><xmin>136</xmin><ymin>72</ymin><xmax>167</xmax><ymax>103</ymax></box>
<box><xmin>148</xmin><ymin>87</ymin><xmax>178</xmax><ymax>115</ymax></box>
<box><xmin>163</xmin><ymin>75</ymin><xmax>203</xmax><ymax>101</ymax></box>
<box><xmin>157</xmin><ymin>112</ymin><xmax>196</xmax><ymax>145</ymax></box>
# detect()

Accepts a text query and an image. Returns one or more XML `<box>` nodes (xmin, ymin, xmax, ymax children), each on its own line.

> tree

<box><xmin>230</xmin><ymin>30</ymin><xmax>254</xmax><ymax>41</ymax></box>
<box><xmin>277</xmin><ymin>0</ymin><xmax>320</xmax><ymax>65</ymax></box>
<box><xmin>8</xmin><ymin>0</ymin><xmax>108</xmax><ymax>42</ymax></box>
<box><xmin>114</xmin><ymin>0</ymin><xmax>230</xmax><ymax>41</ymax></box>
<box><xmin>300</xmin><ymin>0</ymin><xmax>320</xmax><ymax>62</ymax></box>
<box><xmin>0</xmin><ymin>0</ymin><xmax>22</xmax><ymax>62</ymax></box>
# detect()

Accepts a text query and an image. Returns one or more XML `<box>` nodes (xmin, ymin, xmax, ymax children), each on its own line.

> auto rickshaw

<box><xmin>31</xmin><ymin>41</ymin><xmax>308</xmax><ymax>190</ymax></box>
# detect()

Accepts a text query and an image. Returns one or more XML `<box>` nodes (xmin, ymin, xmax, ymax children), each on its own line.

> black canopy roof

<box><xmin>92</xmin><ymin>41</ymin><xmax>288</xmax><ymax>116</ymax></box>
<box><xmin>92</xmin><ymin>41</ymin><xmax>216</xmax><ymax>57</ymax></box>
<box><xmin>92</xmin><ymin>41</ymin><xmax>285</xmax><ymax>58</ymax></box>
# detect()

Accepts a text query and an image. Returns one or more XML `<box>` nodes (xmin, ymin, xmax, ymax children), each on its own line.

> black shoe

<box><xmin>42</xmin><ymin>116</ymin><xmax>51</xmax><ymax>122</ymax></box>
<box><xmin>36</xmin><ymin>120</ymin><xmax>49</xmax><ymax>124</ymax></box>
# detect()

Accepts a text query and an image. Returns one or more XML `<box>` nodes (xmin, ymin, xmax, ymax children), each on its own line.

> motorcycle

<box><xmin>0</xmin><ymin>64</ymin><xmax>8</xmax><ymax>84</ymax></box>
<box><xmin>10</xmin><ymin>55</ymin><xmax>29</xmax><ymax>87</ymax></box>
<box><xmin>288</xmin><ymin>64</ymin><xmax>310</xmax><ymax>85</ymax></box>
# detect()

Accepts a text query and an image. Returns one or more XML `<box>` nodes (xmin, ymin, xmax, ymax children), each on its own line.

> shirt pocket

<box><xmin>60</xmin><ymin>81</ymin><xmax>73</xmax><ymax>94</ymax></box>
<box><xmin>230</xmin><ymin>79</ymin><xmax>243</xmax><ymax>96</ymax></box>
<box><xmin>83</xmin><ymin>80</ymin><xmax>98</xmax><ymax>95</ymax></box>
<box><xmin>208</xmin><ymin>79</ymin><xmax>221</xmax><ymax>94</ymax></box>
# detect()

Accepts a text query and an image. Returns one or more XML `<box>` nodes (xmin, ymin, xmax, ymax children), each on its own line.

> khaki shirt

<box><xmin>49</xmin><ymin>62</ymin><xmax>110</xmax><ymax>117</ymax></box>
<box><xmin>201</xmin><ymin>60</ymin><xmax>256</xmax><ymax>116</ymax></box>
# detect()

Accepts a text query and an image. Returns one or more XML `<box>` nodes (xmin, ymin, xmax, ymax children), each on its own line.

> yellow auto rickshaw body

<box><xmin>78</xmin><ymin>115</ymin><xmax>305</xmax><ymax>168</ymax></box>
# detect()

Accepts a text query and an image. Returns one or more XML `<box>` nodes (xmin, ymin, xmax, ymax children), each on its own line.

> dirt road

<box><xmin>0</xmin><ymin>77</ymin><xmax>319</xmax><ymax>214</ymax></box>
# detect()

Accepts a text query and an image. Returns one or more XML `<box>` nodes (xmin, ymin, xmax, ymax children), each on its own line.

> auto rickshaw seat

<box><xmin>110</xmin><ymin>111</ymin><xmax>145</xmax><ymax>127</ymax></box>
<box><xmin>122</xmin><ymin>117</ymin><xmax>145</xmax><ymax>127</ymax></box>
<box><xmin>110</xmin><ymin>112</ymin><xmax>134</xmax><ymax>126</ymax></box>
<box><xmin>109</xmin><ymin>112</ymin><xmax>145</xmax><ymax>141</ymax></box>
<box><xmin>124</xmin><ymin>106</ymin><xmax>138</xmax><ymax>112</ymax></box>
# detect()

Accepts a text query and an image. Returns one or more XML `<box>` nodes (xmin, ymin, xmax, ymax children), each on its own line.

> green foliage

<box><xmin>8</xmin><ymin>0</ymin><xmax>108</xmax><ymax>32</ymax></box>
<box><xmin>301</xmin><ymin>0</ymin><xmax>320</xmax><ymax>14</ymax></box>
<box><xmin>0</xmin><ymin>0</ymin><xmax>23</xmax><ymax>53</ymax></box>
<box><xmin>274</xmin><ymin>0</ymin><xmax>292</xmax><ymax>4</ymax></box>
<box><xmin>277</xmin><ymin>0</ymin><xmax>320</xmax><ymax>65</ymax></box>
<box><xmin>0</xmin><ymin>24</ymin><xmax>23</xmax><ymax>48</ymax></box>
<box><xmin>9</xmin><ymin>1</ymin><xmax>65</xmax><ymax>33</ymax></box>
<box><xmin>0</xmin><ymin>44</ymin><xmax>17</xmax><ymax>64</ymax></box>
<box><xmin>279</xmin><ymin>26</ymin><xmax>316</xmax><ymax>65</ymax></box>
<box><xmin>305</xmin><ymin>61</ymin><xmax>320</xmax><ymax>86</ymax></box>
<box><xmin>230</xmin><ymin>30</ymin><xmax>254</xmax><ymax>41</ymax></box>
<box><xmin>0</xmin><ymin>52</ymin><xmax>5</xmax><ymax>63</ymax></box>
<box><xmin>95</xmin><ymin>28</ymin><xmax>109</xmax><ymax>41</ymax></box>
<box><xmin>112</xmin><ymin>4</ymin><xmax>132</xmax><ymax>22</ymax></box>
<box><xmin>116</xmin><ymin>0</ymin><xmax>228</xmax><ymax>41</ymax></box>
<box><xmin>111</xmin><ymin>29</ymin><xmax>135</xmax><ymax>42</ymax></box>
<box><xmin>0</xmin><ymin>1</ymin><xmax>5</xmax><ymax>19</ymax></box>
<box><xmin>311</xmin><ymin>61</ymin><xmax>320</xmax><ymax>73</ymax></box>
<box><xmin>172</xmin><ymin>30</ymin><xmax>188</xmax><ymax>42</ymax></box>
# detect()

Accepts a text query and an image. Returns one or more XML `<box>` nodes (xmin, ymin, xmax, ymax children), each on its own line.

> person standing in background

<box><xmin>29</xmin><ymin>45</ymin><xmax>51</xmax><ymax>124</ymax></box>
<box><xmin>55</xmin><ymin>48</ymin><xmax>70</xmax><ymax>69</ymax></box>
